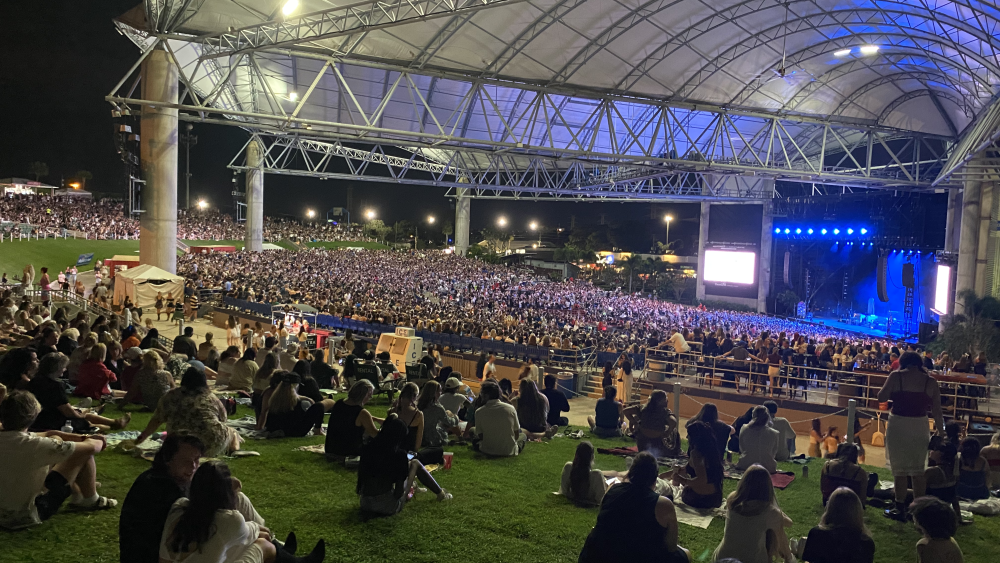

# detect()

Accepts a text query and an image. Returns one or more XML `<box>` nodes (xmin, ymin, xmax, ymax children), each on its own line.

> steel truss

<box><xmin>109</xmin><ymin>0</ymin><xmax>971</xmax><ymax>195</ymax></box>
<box><xmin>229</xmin><ymin>133</ymin><xmax>776</xmax><ymax>201</ymax></box>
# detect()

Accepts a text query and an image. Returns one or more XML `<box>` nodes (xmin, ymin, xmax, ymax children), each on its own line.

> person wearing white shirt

<box><xmin>560</xmin><ymin>441</ymin><xmax>614</xmax><ymax>506</ymax></box>
<box><xmin>482</xmin><ymin>354</ymin><xmax>497</xmax><ymax>380</ymax></box>
<box><xmin>764</xmin><ymin>401</ymin><xmax>797</xmax><ymax>461</ymax></box>
<box><xmin>472</xmin><ymin>382</ymin><xmax>526</xmax><ymax>457</ymax></box>
<box><xmin>736</xmin><ymin>406</ymin><xmax>780</xmax><ymax>473</ymax></box>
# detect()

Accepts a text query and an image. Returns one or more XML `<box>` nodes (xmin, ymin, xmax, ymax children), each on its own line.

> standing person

<box><xmin>808</xmin><ymin>418</ymin><xmax>823</xmax><ymax>458</ymax></box>
<box><xmin>540</xmin><ymin>374</ymin><xmax>570</xmax><ymax>427</ymax></box>
<box><xmin>800</xmin><ymin>487</ymin><xmax>876</xmax><ymax>563</ymax></box>
<box><xmin>482</xmin><ymin>354</ymin><xmax>497</xmax><ymax>380</ymax></box>
<box><xmin>155</xmin><ymin>292</ymin><xmax>165</xmax><ymax>321</ymax></box>
<box><xmin>877</xmin><ymin>351</ymin><xmax>944</xmax><ymax>521</ymax></box>
<box><xmin>616</xmin><ymin>354</ymin><xmax>634</xmax><ymax>403</ymax></box>
<box><xmin>909</xmin><ymin>496</ymin><xmax>964</xmax><ymax>563</ymax></box>
<box><xmin>0</xmin><ymin>391</ymin><xmax>115</xmax><ymax>530</ymax></box>
<box><xmin>578</xmin><ymin>452</ymin><xmax>690</xmax><ymax>563</ymax></box>
<box><xmin>39</xmin><ymin>267</ymin><xmax>50</xmax><ymax>301</ymax></box>
<box><xmin>22</xmin><ymin>263</ymin><xmax>34</xmax><ymax>289</ymax></box>
<box><xmin>713</xmin><ymin>465</ymin><xmax>795</xmax><ymax>563</ymax></box>
<box><xmin>737</xmin><ymin>406</ymin><xmax>780</xmax><ymax>473</ymax></box>
<box><xmin>600</xmin><ymin>361</ymin><xmax>615</xmax><ymax>390</ymax></box>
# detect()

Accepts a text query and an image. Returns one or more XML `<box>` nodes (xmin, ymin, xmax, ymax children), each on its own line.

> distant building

<box><xmin>0</xmin><ymin>178</ymin><xmax>91</xmax><ymax>198</ymax></box>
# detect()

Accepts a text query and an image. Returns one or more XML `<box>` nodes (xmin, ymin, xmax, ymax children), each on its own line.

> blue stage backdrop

<box><xmin>852</xmin><ymin>251</ymin><xmax>936</xmax><ymax>322</ymax></box>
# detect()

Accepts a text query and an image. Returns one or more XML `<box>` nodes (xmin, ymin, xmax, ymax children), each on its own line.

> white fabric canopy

<box><xmin>113</xmin><ymin>263</ymin><xmax>185</xmax><ymax>309</ymax></box>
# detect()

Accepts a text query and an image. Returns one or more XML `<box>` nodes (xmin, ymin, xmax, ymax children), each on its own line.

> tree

<box><xmin>657</xmin><ymin>268</ymin><xmax>694</xmax><ymax>302</ymax></box>
<box><xmin>74</xmin><ymin>170</ymin><xmax>93</xmax><ymax>190</ymax></box>
<box><xmin>479</xmin><ymin>227</ymin><xmax>512</xmax><ymax>254</ymax></box>
<box><xmin>363</xmin><ymin>219</ymin><xmax>391</xmax><ymax>242</ymax></box>
<box><xmin>930</xmin><ymin>290</ymin><xmax>1000</xmax><ymax>361</ymax></box>
<box><xmin>776</xmin><ymin>289</ymin><xmax>801</xmax><ymax>316</ymax></box>
<box><xmin>28</xmin><ymin>161</ymin><xmax>48</xmax><ymax>182</ymax></box>
<box><xmin>391</xmin><ymin>220</ymin><xmax>414</xmax><ymax>243</ymax></box>
<box><xmin>441</xmin><ymin>220</ymin><xmax>454</xmax><ymax>241</ymax></box>
<box><xmin>553</xmin><ymin>244</ymin><xmax>595</xmax><ymax>263</ymax></box>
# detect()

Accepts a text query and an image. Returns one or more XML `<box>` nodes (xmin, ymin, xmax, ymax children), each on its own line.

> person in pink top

<box><xmin>73</xmin><ymin>344</ymin><xmax>121</xmax><ymax>401</ymax></box>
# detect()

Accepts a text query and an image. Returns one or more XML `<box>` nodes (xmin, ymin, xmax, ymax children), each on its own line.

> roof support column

<box><xmin>139</xmin><ymin>48</ymin><xmax>178</xmax><ymax>274</ymax></box>
<box><xmin>976</xmin><ymin>178</ymin><xmax>996</xmax><ymax>297</ymax></box>
<box><xmin>696</xmin><ymin>201</ymin><xmax>710</xmax><ymax>302</ymax></box>
<box><xmin>758</xmin><ymin>200</ymin><xmax>774</xmax><ymax>313</ymax></box>
<box><xmin>245</xmin><ymin>138</ymin><xmax>264</xmax><ymax>252</ymax></box>
<box><xmin>955</xmin><ymin>174</ymin><xmax>982</xmax><ymax>315</ymax></box>
<box><xmin>943</xmin><ymin>188</ymin><xmax>962</xmax><ymax>254</ymax></box>
<box><xmin>454</xmin><ymin>186</ymin><xmax>471</xmax><ymax>256</ymax></box>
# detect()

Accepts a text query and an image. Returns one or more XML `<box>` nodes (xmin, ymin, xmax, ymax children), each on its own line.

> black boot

<box><xmin>883</xmin><ymin>501</ymin><xmax>910</xmax><ymax>522</ymax></box>
<box><xmin>274</xmin><ymin>538</ymin><xmax>325</xmax><ymax>563</ymax></box>
<box><xmin>283</xmin><ymin>532</ymin><xmax>298</xmax><ymax>556</ymax></box>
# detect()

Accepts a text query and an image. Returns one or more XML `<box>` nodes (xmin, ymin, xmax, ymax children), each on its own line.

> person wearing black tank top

<box><xmin>877</xmin><ymin>351</ymin><xmax>944</xmax><ymax>521</ymax></box>
<box><xmin>325</xmin><ymin>380</ymin><xmax>382</xmax><ymax>463</ymax></box>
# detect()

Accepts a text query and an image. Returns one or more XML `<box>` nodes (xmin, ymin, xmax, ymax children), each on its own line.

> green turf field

<box><xmin>4</xmin><ymin>398</ymin><xmax>996</xmax><ymax>563</ymax></box>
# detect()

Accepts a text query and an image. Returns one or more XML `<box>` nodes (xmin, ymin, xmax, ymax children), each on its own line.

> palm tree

<box><xmin>28</xmin><ymin>161</ymin><xmax>49</xmax><ymax>182</ymax></box>
<box><xmin>933</xmin><ymin>290</ymin><xmax>1000</xmax><ymax>361</ymax></box>
<box><xmin>74</xmin><ymin>170</ymin><xmax>93</xmax><ymax>190</ymax></box>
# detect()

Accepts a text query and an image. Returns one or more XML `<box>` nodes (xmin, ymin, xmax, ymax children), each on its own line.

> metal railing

<box><xmin>640</xmin><ymin>347</ymin><xmax>997</xmax><ymax>422</ymax></box>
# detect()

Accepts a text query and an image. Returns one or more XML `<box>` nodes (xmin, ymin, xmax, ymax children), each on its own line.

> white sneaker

<box><xmin>77</xmin><ymin>397</ymin><xmax>93</xmax><ymax>408</ymax></box>
<box><xmin>437</xmin><ymin>489</ymin><xmax>453</xmax><ymax>501</ymax></box>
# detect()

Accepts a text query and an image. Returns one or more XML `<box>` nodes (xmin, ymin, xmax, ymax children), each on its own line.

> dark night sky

<box><xmin>0</xmin><ymin>1</ymin><xmax>700</xmax><ymax>250</ymax></box>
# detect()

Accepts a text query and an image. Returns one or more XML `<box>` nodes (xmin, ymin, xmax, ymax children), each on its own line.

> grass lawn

<box><xmin>4</xmin><ymin>399</ymin><xmax>997</xmax><ymax>563</ymax></box>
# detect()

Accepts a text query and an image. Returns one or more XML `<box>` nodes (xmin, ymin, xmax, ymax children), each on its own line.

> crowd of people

<box><xmin>0</xmin><ymin>195</ymin><xmax>369</xmax><ymax>242</ymax></box>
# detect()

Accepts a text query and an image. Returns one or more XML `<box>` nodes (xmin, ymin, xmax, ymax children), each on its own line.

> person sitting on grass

<box><xmin>713</xmin><ymin>464</ymin><xmax>795</xmax><ymax>563</ymax></box>
<box><xmin>119</xmin><ymin>434</ymin><xmax>206</xmax><ymax>563</ymax></box>
<box><xmin>27</xmin><ymin>352</ymin><xmax>130</xmax><ymax>433</ymax></box>
<box><xmin>124</xmin><ymin>349</ymin><xmax>175</xmax><ymax>411</ymax></box>
<box><xmin>159</xmin><ymin>460</ymin><xmax>326</xmax><ymax>563</ymax></box>
<box><xmin>625</xmin><ymin>390</ymin><xmax>680</xmax><ymax>457</ymax></box>
<box><xmin>227</xmin><ymin>348</ymin><xmax>259</xmax><ymax>393</ymax></box>
<box><xmin>325</xmin><ymin>380</ymin><xmax>381</xmax><ymax>463</ymax></box>
<box><xmin>511</xmin><ymin>379</ymin><xmax>558</xmax><ymax>440</ymax></box>
<box><xmin>800</xmin><ymin>487</ymin><xmax>875</xmax><ymax>563</ymax></box>
<box><xmin>587</xmin><ymin>385</ymin><xmax>625</xmax><ymax>438</ymax></box>
<box><xmin>764</xmin><ymin>400</ymin><xmax>797</xmax><ymax>461</ymax></box>
<box><xmin>737</xmin><ymin>406</ymin><xmax>780</xmax><ymax>473</ymax></box>
<box><xmin>0</xmin><ymin>390</ymin><xmax>114</xmax><ymax>530</ymax></box>
<box><xmin>685</xmin><ymin>402</ymin><xmax>733</xmax><ymax>460</ymax></box>
<box><xmin>955</xmin><ymin>437</ymin><xmax>991</xmax><ymax>500</ymax></box>
<box><xmin>981</xmin><ymin>431</ymin><xmax>1000</xmax><ymax>489</ymax></box>
<box><xmin>579</xmin><ymin>451</ymin><xmax>690</xmax><ymax>563</ymax></box>
<box><xmin>73</xmin><ymin>343</ymin><xmax>123</xmax><ymax>401</ymax></box>
<box><xmin>541</xmin><ymin>374</ymin><xmax>570</xmax><ymax>428</ymax></box>
<box><xmin>417</xmin><ymin>380</ymin><xmax>459</xmax><ymax>448</ymax></box>
<box><xmin>670</xmin><ymin>421</ymin><xmax>724</xmax><ymax>509</ymax></box>
<box><xmin>134</xmin><ymin>367</ymin><xmax>241</xmax><ymax>458</ymax></box>
<box><xmin>0</xmin><ymin>347</ymin><xmax>39</xmax><ymax>391</ymax></box>
<box><xmin>356</xmin><ymin>414</ymin><xmax>452</xmax><ymax>517</ymax></box>
<box><xmin>471</xmin><ymin>381</ymin><xmax>526</xmax><ymax>457</ymax></box>
<box><xmin>260</xmin><ymin>372</ymin><xmax>332</xmax><ymax>437</ymax></box>
<box><xmin>909</xmin><ymin>496</ymin><xmax>964</xmax><ymax>563</ymax></box>
<box><xmin>439</xmin><ymin>375</ymin><xmax>472</xmax><ymax>421</ymax></box>
<box><xmin>560</xmin><ymin>441</ymin><xmax>615</xmax><ymax>506</ymax></box>
<box><xmin>821</xmin><ymin>443</ymin><xmax>874</xmax><ymax>507</ymax></box>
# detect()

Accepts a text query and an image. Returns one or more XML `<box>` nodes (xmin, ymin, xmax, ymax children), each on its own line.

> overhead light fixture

<box><xmin>859</xmin><ymin>45</ymin><xmax>879</xmax><ymax>55</ymax></box>
<box><xmin>288</xmin><ymin>91</ymin><xmax>299</xmax><ymax>102</ymax></box>
<box><xmin>821</xmin><ymin>228</ymin><xmax>828</xmax><ymax>235</ymax></box>
<box><xmin>834</xmin><ymin>48</ymin><xmax>852</xmax><ymax>57</ymax></box>
<box><xmin>807</xmin><ymin>228</ymin><xmax>814</xmax><ymax>234</ymax></box>
<box><xmin>282</xmin><ymin>0</ymin><xmax>299</xmax><ymax>16</ymax></box>
<box><xmin>860</xmin><ymin>228</ymin><xmax>868</xmax><ymax>234</ymax></box>
<box><xmin>847</xmin><ymin>228</ymin><xmax>854</xmax><ymax>234</ymax></box>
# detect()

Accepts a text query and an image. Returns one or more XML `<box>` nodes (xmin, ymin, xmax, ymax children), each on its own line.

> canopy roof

<box><xmin>111</xmin><ymin>0</ymin><xmax>1000</xmax><ymax>192</ymax></box>
<box><xmin>116</xmin><ymin>263</ymin><xmax>184</xmax><ymax>281</ymax></box>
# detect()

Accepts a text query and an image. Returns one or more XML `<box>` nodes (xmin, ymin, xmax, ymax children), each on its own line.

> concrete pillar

<box><xmin>944</xmin><ymin>188</ymin><xmax>961</xmax><ymax>253</ymax></box>
<box><xmin>975</xmin><ymin>180</ymin><xmax>994</xmax><ymax>296</ymax></box>
<box><xmin>454</xmin><ymin>187</ymin><xmax>471</xmax><ymax>256</ymax></box>
<box><xmin>757</xmin><ymin>201</ymin><xmax>774</xmax><ymax>313</ymax></box>
<box><xmin>245</xmin><ymin>138</ymin><xmax>264</xmax><ymax>252</ymax></box>
<box><xmin>696</xmin><ymin>201</ymin><xmax>710</xmax><ymax>301</ymax></box>
<box><xmin>955</xmin><ymin>177</ymin><xmax>982</xmax><ymax>315</ymax></box>
<box><xmin>139</xmin><ymin>48</ymin><xmax>178</xmax><ymax>274</ymax></box>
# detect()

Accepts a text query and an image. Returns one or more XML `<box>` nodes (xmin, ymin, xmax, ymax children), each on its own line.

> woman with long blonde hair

<box><xmin>714</xmin><ymin>464</ymin><xmax>794</xmax><ymax>563</ymax></box>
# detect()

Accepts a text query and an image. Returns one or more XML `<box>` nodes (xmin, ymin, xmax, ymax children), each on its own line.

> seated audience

<box><xmin>541</xmin><ymin>374</ymin><xmax>570</xmax><ymax>427</ymax></box>
<box><xmin>955</xmin><ymin>437</ymin><xmax>990</xmax><ymax>500</ymax></box>
<box><xmin>713</xmin><ymin>464</ymin><xmax>794</xmax><ymax>563</ymax></box>
<box><xmin>579</xmin><ymin>451</ymin><xmax>689</xmax><ymax>563</ymax></box>
<box><xmin>417</xmin><ymin>380</ymin><xmax>459</xmax><ymax>448</ymax></box>
<box><xmin>325</xmin><ymin>380</ymin><xmax>381</xmax><ymax>462</ymax></box>
<box><xmin>737</xmin><ymin>406</ymin><xmax>780</xmax><ymax>473</ymax></box>
<box><xmin>196</xmin><ymin>332</ymin><xmax>217</xmax><ymax>362</ymax></box>
<box><xmin>625</xmin><ymin>390</ymin><xmax>680</xmax><ymax>457</ymax></box>
<box><xmin>356</xmin><ymin>414</ymin><xmax>452</xmax><ymax>516</ymax></box>
<box><xmin>671</xmin><ymin>421</ymin><xmax>724</xmax><ymax>509</ymax></box>
<box><xmin>124</xmin><ymin>349</ymin><xmax>175</xmax><ymax>411</ymax></box>
<box><xmin>685</xmin><ymin>402</ymin><xmax>732</xmax><ymax>459</ymax></box>
<box><xmin>472</xmin><ymin>381</ymin><xmax>526</xmax><ymax>457</ymax></box>
<box><xmin>310</xmin><ymin>351</ymin><xmax>339</xmax><ymax>390</ymax></box>
<box><xmin>119</xmin><ymin>434</ymin><xmax>206</xmax><ymax>563</ymax></box>
<box><xmin>0</xmin><ymin>347</ymin><xmax>39</xmax><ymax>390</ymax></box>
<box><xmin>439</xmin><ymin>376</ymin><xmax>472</xmax><ymax>420</ymax></box>
<box><xmin>27</xmin><ymin>352</ymin><xmax>129</xmax><ymax>433</ymax></box>
<box><xmin>73</xmin><ymin>343</ymin><xmax>120</xmax><ymax>400</ymax></box>
<box><xmin>159</xmin><ymin>460</ymin><xmax>325</xmax><ymax>563</ymax></box>
<box><xmin>261</xmin><ymin>372</ymin><xmax>332</xmax><ymax>437</ymax></box>
<box><xmin>981</xmin><ymin>431</ymin><xmax>1000</xmax><ymax>488</ymax></box>
<box><xmin>134</xmin><ymin>367</ymin><xmax>241</xmax><ymax>457</ymax></box>
<box><xmin>821</xmin><ymin>443</ymin><xmax>873</xmax><ymax>507</ymax></box>
<box><xmin>909</xmin><ymin>496</ymin><xmax>964</xmax><ymax>563</ymax></box>
<box><xmin>800</xmin><ymin>487</ymin><xmax>875</xmax><ymax>563</ymax></box>
<box><xmin>587</xmin><ymin>386</ymin><xmax>625</xmax><ymax>438</ymax></box>
<box><xmin>560</xmin><ymin>441</ymin><xmax>614</xmax><ymax>506</ymax></box>
<box><xmin>0</xmin><ymin>390</ymin><xmax>114</xmax><ymax>530</ymax></box>
<box><xmin>171</xmin><ymin>326</ymin><xmax>198</xmax><ymax>359</ymax></box>
<box><xmin>388</xmin><ymin>383</ymin><xmax>427</xmax><ymax>454</ymax></box>
<box><xmin>228</xmin><ymin>348</ymin><xmax>259</xmax><ymax>392</ymax></box>
<box><xmin>511</xmin><ymin>379</ymin><xmax>557</xmax><ymax>439</ymax></box>
<box><xmin>764</xmin><ymin>400</ymin><xmax>796</xmax><ymax>460</ymax></box>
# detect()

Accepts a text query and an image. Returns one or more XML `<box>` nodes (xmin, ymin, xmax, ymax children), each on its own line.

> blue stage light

<box><xmin>784</xmin><ymin>228</ymin><xmax>790</xmax><ymax>234</ymax></box>
<box><xmin>833</xmin><ymin>228</ymin><xmax>840</xmax><ymax>235</ymax></box>
<box><xmin>847</xmin><ymin>228</ymin><xmax>854</xmax><ymax>234</ymax></box>
<box><xmin>774</xmin><ymin>227</ymin><xmax>781</xmax><ymax>234</ymax></box>
<box><xmin>860</xmin><ymin>228</ymin><xmax>868</xmax><ymax>234</ymax></box>
<box><xmin>807</xmin><ymin>228</ymin><xmax>814</xmax><ymax>234</ymax></box>
<box><xmin>795</xmin><ymin>228</ymin><xmax>802</xmax><ymax>234</ymax></box>
<box><xmin>821</xmin><ymin>228</ymin><xmax>828</xmax><ymax>235</ymax></box>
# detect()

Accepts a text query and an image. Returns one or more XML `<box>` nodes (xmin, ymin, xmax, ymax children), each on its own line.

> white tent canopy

<box><xmin>113</xmin><ymin>263</ymin><xmax>185</xmax><ymax>309</ymax></box>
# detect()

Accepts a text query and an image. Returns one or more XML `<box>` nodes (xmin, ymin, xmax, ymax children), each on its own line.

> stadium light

<box><xmin>306</xmin><ymin>209</ymin><xmax>316</xmax><ymax>219</ymax></box>
<box><xmin>529</xmin><ymin>221</ymin><xmax>538</xmax><ymax>230</ymax></box>
<box><xmin>663</xmin><ymin>214</ymin><xmax>673</xmax><ymax>223</ymax></box>
<box><xmin>860</xmin><ymin>45</ymin><xmax>880</xmax><ymax>55</ymax></box>
<box><xmin>197</xmin><ymin>199</ymin><xmax>208</xmax><ymax>210</ymax></box>
<box><xmin>497</xmin><ymin>216</ymin><xmax>508</xmax><ymax>227</ymax></box>
<box><xmin>365</xmin><ymin>209</ymin><xmax>376</xmax><ymax>220</ymax></box>
<box><xmin>427</xmin><ymin>215</ymin><xmax>435</xmax><ymax>224</ymax></box>
<box><xmin>834</xmin><ymin>48</ymin><xmax>852</xmax><ymax>57</ymax></box>
<box><xmin>288</xmin><ymin>91</ymin><xmax>299</xmax><ymax>102</ymax></box>
<box><xmin>282</xmin><ymin>0</ymin><xmax>299</xmax><ymax>16</ymax></box>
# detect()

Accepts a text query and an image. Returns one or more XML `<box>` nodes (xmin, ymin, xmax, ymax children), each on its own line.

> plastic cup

<box><xmin>443</xmin><ymin>452</ymin><xmax>454</xmax><ymax>470</ymax></box>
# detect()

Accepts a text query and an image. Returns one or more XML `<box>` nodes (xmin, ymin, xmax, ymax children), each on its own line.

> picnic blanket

<box><xmin>770</xmin><ymin>472</ymin><xmax>796</xmax><ymax>490</ymax></box>
<box><xmin>597</xmin><ymin>446</ymin><xmax>638</xmax><ymax>456</ymax></box>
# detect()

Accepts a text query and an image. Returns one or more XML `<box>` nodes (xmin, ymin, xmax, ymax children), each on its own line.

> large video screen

<box><xmin>704</xmin><ymin>250</ymin><xmax>756</xmax><ymax>284</ymax></box>
<box><xmin>934</xmin><ymin>264</ymin><xmax>951</xmax><ymax>315</ymax></box>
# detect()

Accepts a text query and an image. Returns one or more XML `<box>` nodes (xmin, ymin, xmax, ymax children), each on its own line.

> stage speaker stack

<box><xmin>917</xmin><ymin>322</ymin><xmax>938</xmax><ymax>344</ymax></box>
<box><xmin>877</xmin><ymin>254</ymin><xmax>889</xmax><ymax>302</ymax></box>
<box><xmin>902</xmin><ymin>263</ymin><xmax>915</xmax><ymax>289</ymax></box>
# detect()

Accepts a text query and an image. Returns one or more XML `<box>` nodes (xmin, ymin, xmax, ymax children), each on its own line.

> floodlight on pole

<box><xmin>663</xmin><ymin>214</ymin><xmax>673</xmax><ymax>248</ymax></box>
<box><xmin>427</xmin><ymin>215</ymin><xmax>435</xmax><ymax>224</ymax></box>
<box><xmin>497</xmin><ymin>216</ymin><xmax>507</xmax><ymax>227</ymax></box>
<box><xmin>366</xmin><ymin>209</ymin><xmax>376</xmax><ymax>220</ymax></box>
<box><xmin>306</xmin><ymin>209</ymin><xmax>316</xmax><ymax>219</ymax></box>
<box><xmin>197</xmin><ymin>199</ymin><xmax>208</xmax><ymax>210</ymax></box>
<box><xmin>281</xmin><ymin>0</ymin><xmax>299</xmax><ymax>16</ymax></box>
<box><xmin>288</xmin><ymin>91</ymin><xmax>298</xmax><ymax>102</ymax></box>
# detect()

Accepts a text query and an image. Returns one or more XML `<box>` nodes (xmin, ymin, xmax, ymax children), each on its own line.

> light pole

<box><xmin>197</xmin><ymin>199</ymin><xmax>208</xmax><ymax>210</ymax></box>
<box><xmin>366</xmin><ymin>209</ymin><xmax>376</xmax><ymax>220</ymax></box>
<box><xmin>416</xmin><ymin>215</ymin><xmax>435</xmax><ymax>249</ymax></box>
<box><xmin>306</xmin><ymin>209</ymin><xmax>315</xmax><ymax>225</ymax></box>
<box><xmin>663</xmin><ymin>214</ymin><xmax>673</xmax><ymax>250</ymax></box>
<box><xmin>529</xmin><ymin>221</ymin><xmax>540</xmax><ymax>245</ymax></box>
<box><xmin>180</xmin><ymin>123</ymin><xmax>198</xmax><ymax>210</ymax></box>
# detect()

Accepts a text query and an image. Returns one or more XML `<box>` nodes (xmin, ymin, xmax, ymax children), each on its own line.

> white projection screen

<box><xmin>934</xmin><ymin>264</ymin><xmax>951</xmax><ymax>315</ymax></box>
<box><xmin>704</xmin><ymin>250</ymin><xmax>756</xmax><ymax>284</ymax></box>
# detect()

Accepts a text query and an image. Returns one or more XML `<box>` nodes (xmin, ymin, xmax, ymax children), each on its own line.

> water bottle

<box><xmin>61</xmin><ymin>420</ymin><xmax>73</xmax><ymax>434</ymax></box>
<box><xmin>624</xmin><ymin>456</ymin><xmax>634</xmax><ymax>471</ymax></box>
